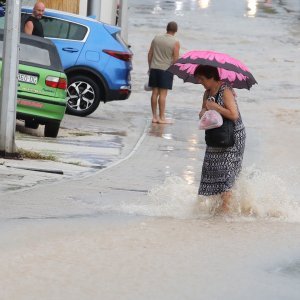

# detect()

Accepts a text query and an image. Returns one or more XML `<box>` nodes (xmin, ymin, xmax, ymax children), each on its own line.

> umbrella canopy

<box><xmin>167</xmin><ymin>50</ymin><xmax>257</xmax><ymax>89</ymax></box>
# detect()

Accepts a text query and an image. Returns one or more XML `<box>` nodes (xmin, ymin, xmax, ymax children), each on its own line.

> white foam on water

<box><xmin>231</xmin><ymin>166</ymin><xmax>300</xmax><ymax>222</ymax></box>
<box><xmin>117</xmin><ymin>168</ymin><xmax>300</xmax><ymax>222</ymax></box>
<box><xmin>118</xmin><ymin>176</ymin><xmax>202</xmax><ymax>219</ymax></box>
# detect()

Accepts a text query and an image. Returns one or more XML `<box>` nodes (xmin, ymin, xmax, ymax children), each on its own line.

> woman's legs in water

<box><xmin>220</xmin><ymin>191</ymin><xmax>232</xmax><ymax>213</ymax></box>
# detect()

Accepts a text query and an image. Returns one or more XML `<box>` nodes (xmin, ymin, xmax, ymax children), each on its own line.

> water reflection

<box><xmin>148</xmin><ymin>0</ymin><xmax>212</xmax><ymax>15</ymax></box>
<box><xmin>187</xmin><ymin>134</ymin><xmax>198</xmax><ymax>153</ymax></box>
<box><xmin>130</xmin><ymin>0</ymin><xmax>294</xmax><ymax>25</ymax></box>
<box><xmin>247</xmin><ymin>0</ymin><xmax>257</xmax><ymax>17</ymax></box>
<box><xmin>198</xmin><ymin>0</ymin><xmax>210</xmax><ymax>9</ymax></box>
<box><xmin>182</xmin><ymin>165</ymin><xmax>196</xmax><ymax>184</ymax></box>
<box><xmin>148</xmin><ymin>123</ymin><xmax>165</xmax><ymax>137</ymax></box>
<box><xmin>148</xmin><ymin>123</ymin><xmax>174</xmax><ymax>140</ymax></box>
<box><xmin>175</xmin><ymin>1</ymin><xmax>183</xmax><ymax>12</ymax></box>
<box><xmin>152</xmin><ymin>1</ymin><xmax>162</xmax><ymax>14</ymax></box>
<box><xmin>162</xmin><ymin>133</ymin><xmax>173</xmax><ymax>140</ymax></box>
<box><xmin>246</xmin><ymin>0</ymin><xmax>277</xmax><ymax>17</ymax></box>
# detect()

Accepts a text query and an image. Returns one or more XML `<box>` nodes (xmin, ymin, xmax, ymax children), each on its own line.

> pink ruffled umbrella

<box><xmin>167</xmin><ymin>50</ymin><xmax>257</xmax><ymax>89</ymax></box>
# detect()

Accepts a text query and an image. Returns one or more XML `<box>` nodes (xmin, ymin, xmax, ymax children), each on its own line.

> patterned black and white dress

<box><xmin>198</xmin><ymin>83</ymin><xmax>246</xmax><ymax>196</ymax></box>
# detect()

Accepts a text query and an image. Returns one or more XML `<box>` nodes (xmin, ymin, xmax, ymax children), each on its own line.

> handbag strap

<box><xmin>214</xmin><ymin>90</ymin><xmax>221</xmax><ymax>103</ymax></box>
<box><xmin>207</xmin><ymin>89</ymin><xmax>221</xmax><ymax>103</ymax></box>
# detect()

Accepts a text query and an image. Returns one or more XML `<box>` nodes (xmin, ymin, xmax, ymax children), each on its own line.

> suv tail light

<box><xmin>45</xmin><ymin>76</ymin><xmax>67</xmax><ymax>90</ymax></box>
<box><xmin>103</xmin><ymin>49</ymin><xmax>132</xmax><ymax>62</ymax></box>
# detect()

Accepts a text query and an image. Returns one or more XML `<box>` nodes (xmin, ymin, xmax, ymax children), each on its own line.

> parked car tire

<box><xmin>66</xmin><ymin>75</ymin><xmax>101</xmax><ymax>117</ymax></box>
<box><xmin>25</xmin><ymin>120</ymin><xmax>39</xmax><ymax>129</ymax></box>
<box><xmin>44</xmin><ymin>122</ymin><xmax>60</xmax><ymax>138</ymax></box>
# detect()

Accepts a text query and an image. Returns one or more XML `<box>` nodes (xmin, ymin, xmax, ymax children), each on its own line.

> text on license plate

<box><xmin>18</xmin><ymin>73</ymin><xmax>38</xmax><ymax>85</ymax></box>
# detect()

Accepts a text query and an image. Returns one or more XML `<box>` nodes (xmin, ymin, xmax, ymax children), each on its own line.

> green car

<box><xmin>0</xmin><ymin>30</ymin><xmax>67</xmax><ymax>138</ymax></box>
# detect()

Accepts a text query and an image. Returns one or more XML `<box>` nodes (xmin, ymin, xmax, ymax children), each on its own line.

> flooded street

<box><xmin>129</xmin><ymin>0</ymin><xmax>300</xmax><ymax>217</ymax></box>
<box><xmin>1</xmin><ymin>0</ymin><xmax>300</xmax><ymax>299</ymax></box>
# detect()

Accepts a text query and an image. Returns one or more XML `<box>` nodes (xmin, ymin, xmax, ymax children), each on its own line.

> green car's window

<box><xmin>0</xmin><ymin>40</ymin><xmax>50</xmax><ymax>66</ymax></box>
<box><xmin>40</xmin><ymin>17</ymin><xmax>87</xmax><ymax>41</ymax></box>
<box><xmin>19</xmin><ymin>43</ymin><xmax>51</xmax><ymax>66</ymax></box>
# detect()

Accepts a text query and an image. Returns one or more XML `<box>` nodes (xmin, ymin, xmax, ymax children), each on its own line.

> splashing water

<box><xmin>119</xmin><ymin>176</ymin><xmax>200</xmax><ymax>219</ymax></box>
<box><xmin>118</xmin><ymin>168</ymin><xmax>300</xmax><ymax>222</ymax></box>
<box><xmin>209</xmin><ymin>167</ymin><xmax>300</xmax><ymax>222</ymax></box>
<box><xmin>146</xmin><ymin>176</ymin><xmax>201</xmax><ymax>219</ymax></box>
<box><xmin>231</xmin><ymin>166</ymin><xmax>300</xmax><ymax>222</ymax></box>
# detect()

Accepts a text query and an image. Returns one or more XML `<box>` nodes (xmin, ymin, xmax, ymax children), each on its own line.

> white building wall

<box><xmin>99</xmin><ymin>0</ymin><xmax>118</xmax><ymax>25</ymax></box>
<box><xmin>79</xmin><ymin>0</ymin><xmax>88</xmax><ymax>16</ymax></box>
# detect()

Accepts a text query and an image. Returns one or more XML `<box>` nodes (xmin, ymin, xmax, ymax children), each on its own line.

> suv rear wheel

<box><xmin>66</xmin><ymin>75</ymin><xmax>101</xmax><ymax>117</ymax></box>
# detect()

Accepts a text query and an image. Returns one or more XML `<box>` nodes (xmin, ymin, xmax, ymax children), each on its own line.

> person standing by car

<box><xmin>24</xmin><ymin>1</ymin><xmax>45</xmax><ymax>37</ymax></box>
<box><xmin>148</xmin><ymin>21</ymin><xmax>180</xmax><ymax>124</ymax></box>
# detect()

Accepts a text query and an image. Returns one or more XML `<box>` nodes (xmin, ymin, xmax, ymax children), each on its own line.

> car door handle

<box><xmin>62</xmin><ymin>47</ymin><xmax>79</xmax><ymax>53</ymax></box>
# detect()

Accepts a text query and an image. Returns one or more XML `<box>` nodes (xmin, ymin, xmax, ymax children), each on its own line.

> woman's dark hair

<box><xmin>194</xmin><ymin>65</ymin><xmax>220</xmax><ymax>81</ymax></box>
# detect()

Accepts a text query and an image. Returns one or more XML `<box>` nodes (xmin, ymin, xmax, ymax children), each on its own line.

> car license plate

<box><xmin>18</xmin><ymin>73</ymin><xmax>38</xmax><ymax>85</ymax></box>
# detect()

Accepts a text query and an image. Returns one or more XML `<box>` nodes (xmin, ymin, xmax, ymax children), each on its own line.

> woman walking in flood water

<box><xmin>195</xmin><ymin>65</ymin><xmax>246</xmax><ymax>213</ymax></box>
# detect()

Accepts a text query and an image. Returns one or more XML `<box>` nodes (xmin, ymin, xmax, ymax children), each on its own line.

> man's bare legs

<box><xmin>151</xmin><ymin>88</ymin><xmax>172</xmax><ymax>124</ymax></box>
<box><xmin>158</xmin><ymin>88</ymin><xmax>172</xmax><ymax>123</ymax></box>
<box><xmin>151</xmin><ymin>88</ymin><xmax>159</xmax><ymax>123</ymax></box>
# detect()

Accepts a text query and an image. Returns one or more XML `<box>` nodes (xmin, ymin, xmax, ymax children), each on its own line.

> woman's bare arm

<box><xmin>205</xmin><ymin>88</ymin><xmax>239</xmax><ymax>121</ymax></box>
<box><xmin>199</xmin><ymin>91</ymin><xmax>209</xmax><ymax>119</ymax></box>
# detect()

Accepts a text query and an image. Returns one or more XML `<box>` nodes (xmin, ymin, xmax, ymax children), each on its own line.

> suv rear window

<box><xmin>40</xmin><ymin>16</ymin><xmax>88</xmax><ymax>41</ymax></box>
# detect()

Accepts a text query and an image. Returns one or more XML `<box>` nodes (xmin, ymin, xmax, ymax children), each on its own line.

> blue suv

<box><xmin>21</xmin><ymin>8</ymin><xmax>133</xmax><ymax>117</ymax></box>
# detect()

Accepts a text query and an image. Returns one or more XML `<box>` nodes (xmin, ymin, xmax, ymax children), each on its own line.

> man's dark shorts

<box><xmin>149</xmin><ymin>68</ymin><xmax>174</xmax><ymax>90</ymax></box>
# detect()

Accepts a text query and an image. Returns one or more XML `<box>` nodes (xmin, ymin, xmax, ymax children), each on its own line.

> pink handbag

<box><xmin>199</xmin><ymin>110</ymin><xmax>223</xmax><ymax>130</ymax></box>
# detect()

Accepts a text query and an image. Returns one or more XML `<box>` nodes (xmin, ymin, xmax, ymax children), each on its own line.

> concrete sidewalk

<box><xmin>0</xmin><ymin>100</ymin><xmax>150</xmax><ymax>197</ymax></box>
<box><xmin>0</xmin><ymin>150</ymin><xmax>99</xmax><ymax>195</ymax></box>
